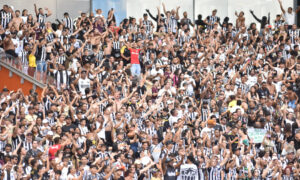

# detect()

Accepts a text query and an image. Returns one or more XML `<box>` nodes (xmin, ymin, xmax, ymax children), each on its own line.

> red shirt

<box><xmin>49</xmin><ymin>144</ymin><xmax>61</xmax><ymax>158</ymax></box>
<box><xmin>129</xmin><ymin>48</ymin><xmax>141</xmax><ymax>64</ymax></box>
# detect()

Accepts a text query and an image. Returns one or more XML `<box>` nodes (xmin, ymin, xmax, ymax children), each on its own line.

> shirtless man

<box><xmin>9</xmin><ymin>9</ymin><xmax>22</xmax><ymax>31</ymax></box>
<box><xmin>102</xmin><ymin>105</ymin><xmax>114</xmax><ymax>147</ymax></box>
<box><xmin>235</xmin><ymin>11</ymin><xmax>245</xmax><ymax>29</ymax></box>
<box><xmin>112</xmin><ymin>88</ymin><xmax>137</xmax><ymax>112</ymax></box>
<box><xmin>3</xmin><ymin>31</ymin><xmax>17</xmax><ymax>58</ymax></box>
<box><xmin>266</xmin><ymin>76</ymin><xmax>276</xmax><ymax>99</ymax></box>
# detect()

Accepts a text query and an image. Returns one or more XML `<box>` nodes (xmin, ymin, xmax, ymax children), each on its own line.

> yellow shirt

<box><xmin>28</xmin><ymin>54</ymin><xmax>36</xmax><ymax>67</ymax></box>
<box><xmin>120</xmin><ymin>46</ymin><xmax>127</xmax><ymax>54</ymax></box>
<box><xmin>228</xmin><ymin>100</ymin><xmax>237</xmax><ymax>108</ymax></box>
<box><xmin>25</xmin><ymin>114</ymin><xmax>37</xmax><ymax>122</ymax></box>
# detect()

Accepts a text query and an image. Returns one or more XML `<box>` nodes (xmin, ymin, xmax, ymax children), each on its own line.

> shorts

<box><xmin>36</xmin><ymin>61</ymin><xmax>47</xmax><ymax>72</ymax></box>
<box><xmin>5</xmin><ymin>50</ymin><xmax>18</xmax><ymax>58</ymax></box>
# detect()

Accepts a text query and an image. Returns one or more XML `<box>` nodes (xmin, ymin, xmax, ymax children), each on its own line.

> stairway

<box><xmin>0</xmin><ymin>53</ymin><xmax>46</xmax><ymax>97</ymax></box>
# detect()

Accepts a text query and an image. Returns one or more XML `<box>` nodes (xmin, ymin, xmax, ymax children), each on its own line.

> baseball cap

<box><xmin>47</xmin><ymin>131</ymin><xmax>54</xmax><ymax>136</ymax></box>
<box><xmin>42</xmin><ymin>119</ymin><xmax>49</xmax><ymax>124</ymax></box>
<box><xmin>134</xmin><ymin>159</ymin><xmax>142</xmax><ymax>165</ymax></box>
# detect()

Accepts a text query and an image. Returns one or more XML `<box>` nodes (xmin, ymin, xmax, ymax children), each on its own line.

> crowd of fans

<box><xmin>1</xmin><ymin>0</ymin><xmax>300</xmax><ymax>179</ymax></box>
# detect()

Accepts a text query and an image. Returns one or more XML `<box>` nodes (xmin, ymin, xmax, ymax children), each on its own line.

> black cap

<box><xmin>2</xmin><ymin>88</ymin><xmax>8</xmax><ymax>92</ymax></box>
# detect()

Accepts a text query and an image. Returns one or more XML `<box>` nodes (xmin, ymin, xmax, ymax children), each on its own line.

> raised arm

<box><xmin>278</xmin><ymin>0</ymin><xmax>286</xmax><ymax>14</ymax></box>
<box><xmin>249</xmin><ymin>10</ymin><xmax>262</xmax><ymax>23</ymax></box>
<box><xmin>175</xmin><ymin>6</ymin><xmax>180</xmax><ymax>20</ymax></box>
<box><xmin>162</xmin><ymin>3</ymin><xmax>167</xmax><ymax>16</ymax></box>
<box><xmin>45</xmin><ymin>7</ymin><xmax>52</xmax><ymax>17</ymax></box>
<box><xmin>146</xmin><ymin>9</ymin><xmax>158</xmax><ymax>22</ymax></box>
<box><xmin>34</xmin><ymin>4</ymin><xmax>38</xmax><ymax>16</ymax></box>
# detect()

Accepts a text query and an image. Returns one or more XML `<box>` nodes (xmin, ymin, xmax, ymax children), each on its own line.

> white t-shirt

<box><xmin>158</xmin><ymin>87</ymin><xmax>176</xmax><ymax>97</ymax></box>
<box><xmin>285</xmin><ymin>12</ymin><xmax>295</xmax><ymax>25</ymax></box>
<box><xmin>273</xmin><ymin>81</ymin><xmax>283</xmax><ymax>93</ymax></box>
<box><xmin>56</xmin><ymin>29</ymin><xmax>62</xmax><ymax>38</ymax></box>
<box><xmin>247</xmin><ymin>76</ymin><xmax>257</xmax><ymax>87</ymax></box>
<box><xmin>274</xmin><ymin>67</ymin><xmax>284</xmax><ymax>76</ymax></box>
<box><xmin>201</xmin><ymin>127</ymin><xmax>213</xmax><ymax>138</ymax></box>
<box><xmin>178</xmin><ymin>164</ymin><xmax>199</xmax><ymax>180</ymax></box>
<box><xmin>150</xmin><ymin>143</ymin><xmax>163</xmax><ymax>163</ymax></box>
<box><xmin>78</xmin><ymin>78</ymin><xmax>91</xmax><ymax>95</ymax></box>
<box><xmin>67</xmin><ymin>174</ymin><xmax>78</xmax><ymax>180</ymax></box>
<box><xmin>150</xmin><ymin>68</ymin><xmax>164</xmax><ymax>80</ymax></box>
<box><xmin>169</xmin><ymin>115</ymin><xmax>179</xmax><ymax>127</ymax></box>
<box><xmin>181</xmin><ymin>79</ymin><xmax>195</xmax><ymax>95</ymax></box>
<box><xmin>21</xmin><ymin>16</ymin><xmax>28</xmax><ymax>24</ymax></box>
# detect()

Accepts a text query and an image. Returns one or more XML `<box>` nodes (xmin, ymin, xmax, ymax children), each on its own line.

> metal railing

<box><xmin>0</xmin><ymin>51</ymin><xmax>46</xmax><ymax>88</ymax></box>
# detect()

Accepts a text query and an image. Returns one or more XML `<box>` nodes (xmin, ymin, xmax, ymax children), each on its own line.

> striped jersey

<box><xmin>206</xmin><ymin>15</ymin><xmax>220</xmax><ymax>30</ymax></box>
<box><xmin>0</xmin><ymin>10</ymin><xmax>12</xmax><ymax>29</ymax></box>
<box><xmin>63</xmin><ymin>17</ymin><xmax>73</xmax><ymax>31</ymax></box>
<box><xmin>37</xmin><ymin>13</ymin><xmax>47</xmax><ymax>28</ymax></box>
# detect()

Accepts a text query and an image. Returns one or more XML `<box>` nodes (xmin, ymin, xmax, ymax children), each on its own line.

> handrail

<box><xmin>0</xmin><ymin>53</ymin><xmax>46</xmax><ymax>88</ymax></box>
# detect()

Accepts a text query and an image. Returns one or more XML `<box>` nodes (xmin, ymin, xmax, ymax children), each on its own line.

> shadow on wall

<box><xmin>0</xmin><ymin>66</ymin><xmax>43</xmax><ymax>98</ymax></box>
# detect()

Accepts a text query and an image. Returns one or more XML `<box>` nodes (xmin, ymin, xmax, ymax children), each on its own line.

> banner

<box><xmin>247</xmin><ymin>128</ymin><xmax>267</xmax><ymax>143</ymax></box>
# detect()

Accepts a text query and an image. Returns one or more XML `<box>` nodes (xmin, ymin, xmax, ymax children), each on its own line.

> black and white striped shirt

<box><xmin>227</xmin><ymin>168</ymin><xmax>238</xmax><ymax>180</ymax></box>
<box><xmin>63</xmin><ymin>17</ymin><xmax>73</xmax><ymax>31</ymax></box>
<box><xmin>46</xmin><ymin>33</ymin><xmax>55</xmax><ymax>42</ymax></box>
<box><xmin>57</xmin><ymin>55</ymin><xmax>66</xmax><ymax>65</ymax></box>
<box><xmin>0</xmin><ymin>10</ymin><xmax>12</xmax><ymax>29</ymax></box>
<box><xmin>206</xmin><ymin>15</ymin><xmax>219</xmax><ymax>30</ymax></box>
<box><xmin>64</xmin><ymin>43</ymin><xmax>71</xmax><ymax>51</ymax></box>
<box><xmin>0</xmin><ymin>139</ymin><xmax>6</xmax><ymax>152</ymax></box>
<box><xmin>274</xmin><ymin>20</ymin><xmax>285</xmax><ymax>30</ymax></box>
<box><xmin>282</xmin><ymin>175</ymin><xmax>294</xmax><ymax>180</ymax></box>
<box><xmin>37</xmin><ymin>13</ymin><xmax>47</xmax><ymax>28</ymax></box>
<box><xmin>207</xmin><ymin>165</ymin><xmax>222</xmax><ymax>180</ymax></box>
<box><xmin>19</xmin><ymin>50</ymin><xmax>28</xmax><ymax>65</ymax></box>
<box><xmin>166</xmin><ymin>16</ymin><xmax>178</xmax><ymax>33</ymax></box>
<box><xmin>11</xmin><ymin>136</ymin><xmax>22</xmax><ymax>151</ymax></box>
<box><xmin>36</xmin><ymin>46</ymin><xmax>47</xmax><ymax>62</ymax></box>
<box><xmin>23</xmin><ymin>140</ymin><xmax>33</xmax><ymax>151</ymax></box>
<box><xmin>289</xmin><ymin>29</ymin><xmax>300</xmax><ymax>44</ymax></box>
<box><xmin>170</xmin><ymin>64</ymin><xmax>182</xmax><ymax>73</ymax></box>
<box><xmin>142</xmin><ymin>20</ymin><xmax>153</xmax><ymax>34</ymax></box>
<box><xmin>112</xmin><ymin>41</ymin><xmax>120</xmax><ymax>50</ymax></box>
<box><xmin>201</xmin><ymin>108</ymin><xmax>209</xmax><ymax>122</ymax></box>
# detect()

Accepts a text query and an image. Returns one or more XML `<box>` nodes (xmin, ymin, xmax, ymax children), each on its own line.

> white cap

<box><xmin>184</xmin><ymin>74</ymin><xmax>190</xmax><ymax>78</ymax></box>
<box><xmin>42</xmin><ymin>119</ymin><xmax>49</xmax><ymax>124</ymax></box>
<box><xmin>47</xmin><ymin>131</ymin><xmax>53</xmax><ymax>136</ymax></box>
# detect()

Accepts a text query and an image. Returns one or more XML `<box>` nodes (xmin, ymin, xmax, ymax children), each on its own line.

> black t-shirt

<box><xmin>256</xmin><ymin>88</ymin><xmax>270</xmax><ymax>98</ymax></box>
<box><xmin>82</xmin><ymin>54</ymin><xmax>95</xmax><ymax>65</ymax></box>
<box><xmin>195</xmin><ymin>19</ymin><xmax>206</xmax><ymax>29</ymax></box>
<box><xmin>227</xmin><ymin>133</ymin><xmax>239</xmax><ymax>150</ymax></box>
<box><xmin>137</xmin><ymin>85</ymin><xmax>146</xmax><ymax>96</ymax></box>
<box><xmin>164</xmin><ymin>166</ymin><xmax>176</xmax><ymax>180</ymax></box>
<box><xmin>62</xmin><ymin>124</ymin><xmax>77</xmax><ymax>133</ymax></box>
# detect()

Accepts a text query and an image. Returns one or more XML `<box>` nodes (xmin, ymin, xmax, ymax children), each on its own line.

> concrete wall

<box><xmin>0</xmin><ymin>66</ymin><xmax>43</xmax><ymax>98</ymax></box>
<box><xmin>125</xmin><ymin>0</ymin><xmax>293</xmax><ymax>28</ymax></box>
<box><xmin>0</xmin><ymin>0</ymin><xmax>294</xmax><ymax>27</ymax></box>
<box><xmin>0</xmin><ymin>0</ymin><xmax>90</xmax><ymax>22</ymax></box>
